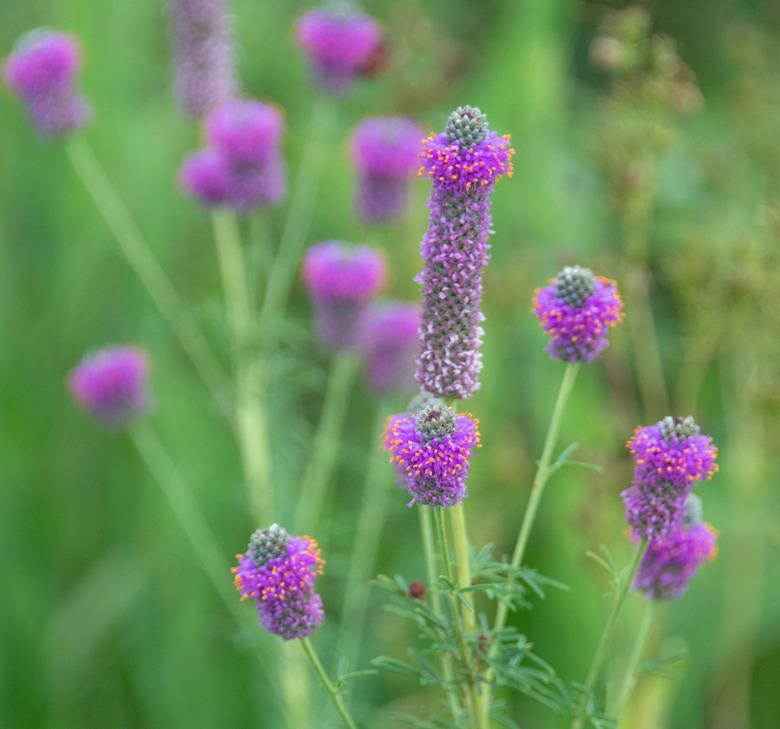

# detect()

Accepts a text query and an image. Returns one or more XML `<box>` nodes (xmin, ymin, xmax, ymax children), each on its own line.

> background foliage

<box><xmin>2</xmin><ymin>1</ymin><xmax>779</xmax><ymax>728</ymax></box>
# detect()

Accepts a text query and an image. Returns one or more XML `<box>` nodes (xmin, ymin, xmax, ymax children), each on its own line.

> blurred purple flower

<box><xmin>68</xmin><ymin>346</ymin><xmax>150</xmax><ymax>428</ymax></box>
<box><xmin>303</xmin><ymin>241</ymin><xmax>386</xmax><ymax>350</ymax></box>
<box><xmin>169</xmin><ymin>0</ymin><xmax>236</xmax><ymax>118</ymax></box>
<box><xmin>233</xmin><ymin>524</ymin><xmax>325</xmax><ymax>640</ymax></box>
<box><xmin>350</xmin><ymin>116</ymin><xmax>422</xmax><ymax>221</ymax></box>
<box><xmin>358</xmin><ymin>301</ymin><xmax>419</xmax><ymax>394</ymax></box>
<box><xmin>205</xmin><ymin>99</ymin><xmax>283</xmax><ymax>166</ymax></box>
<box><xmin>4</xmin><ymin>28</ymin><xmax>91</xmax><ymax>137</ymax></box>
<box><xmin>415</xmin><ymin>106</ymin><xmax>514</xmax><ymax>400</ymax></box>
<box><xmin>532</xmin><ymin>266</ymin><xmax>623</xmax><ymax>363</ymax></box>
<box><xmin>295</xmin><ymin>6</ymin><xmax>382</xmax><ymax>94</ymax></box>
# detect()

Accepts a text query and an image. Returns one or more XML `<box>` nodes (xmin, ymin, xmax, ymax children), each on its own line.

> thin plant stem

<box><xmin>611</xmin><ymin>600</ymin><xmax>654</xmax><ymax>723</ymax></box>
<box><xmin>571</xmin><ymin>539</ymin><xmax>648</xmax><ymax>729</ymax></box>
<box><xmin>258</xmin><ymin>98</ymin><xmax>336</xmax><ymax>343</ymax></box>
<box><xmin>211</xmin><ymin>209</ymin><xmax>273</xmax><ymax>524</ymax></box>
<box><xmin>65</xmin><ymin>137</ymin><xmax>227</xmax><ymax>410</ymax></box>
<box><xmin>294</xmin><ymin>352</ymin><xmax>359</xmax><ymax>530</ymax></box>
<box><xmin>335</xmin><ymin>401</ymin><xmax>393</xmax><ymax>672</ymax></box>
<box><xmin>434</xmin><ymin>508</ymin><xmax>482</xmax><ymax>729</ymax></box>
<box><xmin>450</xmin><ymin>503</ymin><xmax>476</xmax><ymax>633</ymax></box>
<box><xmin>420</xmin><ymin>505</ymin><xmax>462</xmax><ymax>722</ymax></box>
<box><xmin>300</xmin><ymin>637</ymin><xmax>359</xmax><ymax>729</ymax></box>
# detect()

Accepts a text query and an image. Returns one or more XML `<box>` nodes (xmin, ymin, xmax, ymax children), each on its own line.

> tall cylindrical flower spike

<box><xmin>415</xmin><ymin>105</ymin><xmax>514</xmax><ymax>399</ymax></box>
<box><xmin>350</xmin><ymin>117</ymin><xmax>422</xmax><ymax>222</ymax></box>
<box><xmin>4</xmin><ymin>29</ymin><xmax>91</xmax><ymax>137</ymax></box>
<box><xmin>358</xmin><ymin>301</ymin><xmax>419</xmax><ymax>394</ymax></box>
<box><xmin>384</xmin><ymin>400</ymin><xmax>481</xmax><ymax>507</ymax></box>
<box><xmin>168</xmin><ymin>0</ymin><xmax>236</xmax><ymax>118</ymax></box>
<box><xmin>295</xmin><ymin>4</ymin><xmax>382</xmax><ymax>95</ymax></box>
<box><xmin>68</xmin><ymin>346</ymin><xmax>150</xmax><ymax>428</ymax></box>
<box><xmin>634</xmin><ymin>495</ymin><xmax>718</xmax><ymax>600</ymax></box>
<box><xmin>303</xmin><ymin>241</ymin><xmax>387</xmax><ymax>350</ymax></box>
<box><xmin>622</xmin><ymin>416</ymin><xmax>718</xmax><ymax>540</ymax></box>
<box><xmin>532</xmin><ymin>265</ymin><xmax>624</xmax><ymax>363</ymax></box>
<box><xmin>233</xmin><ymin>524</ymin><xmax>325</xmax><ymax>639</ymax></box>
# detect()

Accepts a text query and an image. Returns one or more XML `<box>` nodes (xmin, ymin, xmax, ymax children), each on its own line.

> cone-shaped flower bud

<box><xmin>233</xmin><ymin>526</ymin><xmax>325</xmax><ymax>640</ymax></box>
<box><xmin>350</xmin><ymin>116</ymin><xmax>422</xmax><ymax>221</ymax></box>
<box><xmin>533</xmin><ymin>265</ymin><xmax>623</xmax><ymax>363</ymax></box>
<box><xmin>415</xmin><ymin>105</ymin><xmax>514</xmax><ymax>399</ymax></box>
<box><xmin>384</xmin><ymin>400</ymin><xmax>481</xmax><ymax>507</ymax></box>
<box><xmin>4</xmin><ymin>29</ymin><xmax>91</xmax><ymax>137</ymax></box>
<box><xmin>68</xmin><ymin>346</ymin><xmax>150</xmax><ymax>428</ymax></box>
<box><xmin>303</xmin><ymin>241</ymin><xmax>386</xmax><ymax>350</ymax></box>
<box><xmin>295</xmin><ymin>3</ymin><xmax>382</xmax><ymax>95</ymax></box>
<box><xmin>168</xmin><ymin>0</ymin><xmax>236</xmax><ymax>118</ymax></box>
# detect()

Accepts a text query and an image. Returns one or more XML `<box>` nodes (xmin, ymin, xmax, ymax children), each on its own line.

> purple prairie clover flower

<box><xmin>622</xmin><ymin>473</ymin><xmax>689</xmax><ymax>542</ymax></box>
<box><xmin>634</xmin><ymin>521</ymin><xmax>718</xmax><ymax>600</ymax></box>
<box><xmin>68</xmin><ymin>346</ymin><xmax>150</xmax><ymax>428</ymax></box>
<box><xmin>303</xmin><ymin>241</ymin><xmax>387</xmax><ymax>350</ymax></box>
<box><xmin>4</xmin><ymin>29</ymin><xmax>91</xmax><ymax>137</ymax></box>
<box><xmin>233</xmin><ymin>524</ymin><xmax>325</xmax><ymax>640</ymax></box>
<box><xmin>205</xmin><ymin>99</ymin><xmax>284</xmax><ymax>166</ymax></box>
<box><xmin>295</xmin><ymin>6</ymin><xmax>383</xmax><ymax>94</ymax></box>
<box><xmin>358</xmin><ymin>301</ymin><xmax>420</xmax><ymax>394</ymax></box>
<box><xmin>168</xmin><ymin>0</ymin><xmax>236</xmax><ymax>118</ymax></box>
<box><xmin>532</xmin><ymin>266</ymin><xmax>624</xmax><ymax>363</ymax></box>
<box><xmin>350</xmin><ymin>116</ymin><xmax>422</xmax><ymax>221</ymax></box>
<box><xmin>415</xmin><ymin>106</ymin><xmax>515</xmax><ymax>399</ymax></box>
<box><xmin>178</xmin><ymin>148</ymin><xmax>232</xmax><ymax>206</ymax></box>
<box><xmin>384</xmin><ymin>400</ymin><xmax>481</xmax><ymax>507</ymax></box>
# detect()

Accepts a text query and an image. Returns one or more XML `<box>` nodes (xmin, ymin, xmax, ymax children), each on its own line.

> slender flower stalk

<box><xmin>611</xmin><ymin>600</ymin><xmax>654</xmax><ymax>722</ymax></box>
<box><xmin>571</xmin><ymin>539</ymin><xmax>648</xmax><ymax>729</ymax></box>
<box><xmin>300</xmin><ymin>637</ymin><xmax>359</xmax><ymax>729</ymax></box>
<box><xmin>212</xmin><ymin>209</ymin><xmax>273</xmax><ymax>523</ymax></box>
<box><xmin>65</xmin><ymin>137</ymin><xmax>228</xmax><ymax>410</ymax></box>
<box><xmin>449</xmin><ymin>503</ymin><xmax>476</xmax><ymax>633</ymax></box>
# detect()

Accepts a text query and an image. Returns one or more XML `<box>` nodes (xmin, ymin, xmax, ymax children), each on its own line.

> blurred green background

<box><xmin>2</xmin><ymin>1</ymin><xmax>779</xmax><ymax>728</ymax></box>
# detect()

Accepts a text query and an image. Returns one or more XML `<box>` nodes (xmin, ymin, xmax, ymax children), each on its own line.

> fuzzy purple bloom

<box><xmin>233</xmin><ymin>525</ymin><xmax>325</xmax><ymax>640</ymax></box>
<box><xmin>205</xmin><ymin>99</ymin><xmax>283</xmax><ymax>166</ymax></box>
<box><xmin>358</xmin><ymin>301</ymin><xmax>420</xmax><ymax>394</ymax></box>
<box><xmin>178</xmin><ymin>148</ymin><xmax>232</xmax><ymax>206</ymax></box>
<box><xmin>303</xmin><ymin>241</ymin><xmax>387</xmax><ymax>350</ymax></box>
<box><xmin>621</xmin><ymin>474</ymin><xmax>689</xmax><ymax>542</ymax></box>
<box><xmin>4</xmin><ymin>29</ymin><xmax>91</xmax><ymax>137</ymax></box>
<box><xmin>295</xmin><ymin>7</ymin><xmax>382</xmax><ymax>94</ymax></box>
<box><xmin>415</xmin><ymin>107</ymin><xmax>514</xmax><ymax>399</ymax></box>
<box><xmin>635</xmin><ymin>522</ymin><xmax>718</xmax><ymax>600</ymax></box>
<box><xmin>384</xmin><ymin>401</ymin><xmax>481</xmax><ymax>507</ymax></box>
<box><xmin>68</xmin><ymin>346</ymin><xmax>150</xmax><ymax>428</ymax></box>
<box><xmin>169</xmin><ymin>0</ymin><xmax>236</xmax><ymax>118</ymax></box>
<box><xmin>351</xmin><ymin>116</ymin><xmax>422</xmax><ymax>221</ymax></box>
<box><xmin>532</xmin><ymin>266</ymin><xmax>624</xmax><ymax>363</ymax></box>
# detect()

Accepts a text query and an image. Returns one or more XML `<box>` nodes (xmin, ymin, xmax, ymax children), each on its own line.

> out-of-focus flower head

<box><xmin>68</xmin><ymin>346</ymin><xmax>150</xmax><ymax>428</ymax></box>
<box><xmin>4</xmin><ymin>28</ymin><xmax>91</xmax><ymax>137</ymax></box>
<box><xmin>532</xmin><ymin>265</ymin><xmax>624</xmax><ymax>363</ymax></box>
<box><xmin>205</xmin><ymin>99</ymin><xmax>284</xmax><ymax>166</ymax></box>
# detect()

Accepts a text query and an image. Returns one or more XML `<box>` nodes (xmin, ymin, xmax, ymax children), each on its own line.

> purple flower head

<box><xmin>226</xmin><ymin>151</ymin><xmax>287</xmax><ymax>212</ymax></box>
<box><xmin>628</xmin><ymin>416</ymin><xmax>718</xmax><ymax>487</ymax></box>
<box><xmin>169</xmin><ymin>0</ymin><xmax>236</xmax><ymax>118</ymax></box>
<box><xmin>4</xmin><ymin>29</ymin><xmax>91</xmax><ymax>137</ymax></box>
<box><xmin>384</xmin><ymin>400</ymin><xmax>481</xmax><ymax>507</ymax></box>
<box><xmin>358</xmin><ymin>301</ymin><xmax>420</xmax><ymax>394</ymax></box>
<box><xmin>178</xmin><ymin>148</ymin><xmax>232</xmax><ymax>206</ymax></box>
<box><xmin>205</xmin><ymin>99</ymin><xmax>284</xmax><ymax>166</ymax></box>
<box><xmin>68</xmin><ymin>346</ymin><xmax>150</xmax><ymax>428</ymax></box>
<box><xmin>415</xmin><ymin>106</ymin><xmax>514</xmax><ymax>399</ymax></box>
<box><xmin>233</xmin><ymin>524</ymin><xmax>325</xmax><ymax>640</ymax></box>
<box><xmin>303</xmin><ymin>241</ymin><xmax>387</xmax><ymax>350</ymax></box>
<box><xmin>621</xmin><ymin>473</ymin><xmax>689</xmax><ymax>542</ymax></box>
<box><xmin>296</xmin><ymin>5</ymin><xmax>382</xmax><ymax>94</ymax></box>
<box><xmin>533</xmin><ymin>266</ymin><xmax>624</xmax><ymax>363</ymax></box>
<box><xmin>351</xmin><ymin>116</ymin><xmax>422</xmax><ymax>221</ymax></box>
<box><xmin>635</xmin><ymin>520</ymin><xmax>718</xmax><ymax>600</ymax></box>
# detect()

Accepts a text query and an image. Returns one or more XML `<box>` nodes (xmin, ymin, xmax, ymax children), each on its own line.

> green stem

<box><xmin>212</xmin><ymin>209</ymin><xmax>273</xmax><ymax>525</ymax></box>
<box><xmin>611</xmin><ymin>600</ymin><xmax>654</xmax><ymax>723</ymax></box>
<box><xmin>450</xmin><ymin>503</ymin><xmax>476</xmax><ymax>634</ymax></box>
<box><xmin>65</xmin><ymin>137</ymin><xmax>227</xmax><ymax>411</ymax></box>
<box><xmin>294</xmin><ymin>352</ymin><xmax>359</xmax><ymax>530</ymax></box>
<box><xmin>335</xmin><ymin>402</ymin><xmax>393</xmax><ymax>671</ymax></box>
<box><xmin>571</xmin><ymin>539</ymin><xmax>648</xmax><ymax>729</ymax></box>
<box><xmin>258</xmin><ymin>99</ymin><xmax>336</xmax><ymax>344</ymax></box>
<box><xmin>300</xmin><ymin>637</ymin><xmax>359</xmax><ymax>729</ymax></box>
<box><xmin>420</xmin><ymin>506</ymin><xmax>462</xmax><ymax>722</ymax></box>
